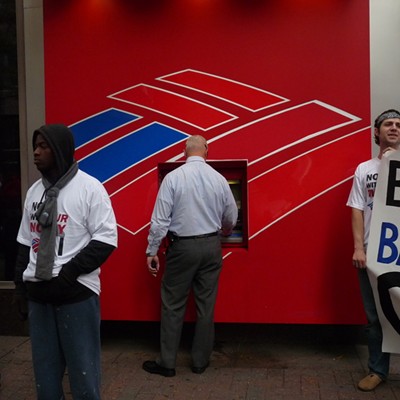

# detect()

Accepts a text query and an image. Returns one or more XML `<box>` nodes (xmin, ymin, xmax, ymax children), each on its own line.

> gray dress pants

<box><xmin>158</xmin><ymin>235</ymin><xmax>222</xmax><ymax>369</ymax></box>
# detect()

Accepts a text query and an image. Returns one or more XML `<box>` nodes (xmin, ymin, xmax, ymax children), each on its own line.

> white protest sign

<box><xmin>367</xmin><ymin>149</ymin><xmax>400</xmax><ymax>353</ymax></box>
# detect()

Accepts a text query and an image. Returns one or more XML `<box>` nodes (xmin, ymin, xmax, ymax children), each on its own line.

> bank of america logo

<box><xmin>69</xmin><ymin>69</ymin><xmax>367</xmax><ymax>240</ymax></box>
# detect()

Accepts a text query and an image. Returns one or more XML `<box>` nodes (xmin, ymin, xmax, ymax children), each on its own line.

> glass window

<box><xmin>0</xmin><ymin>0</ymin><xmax>21</xmax><ymax>281</ymax></box>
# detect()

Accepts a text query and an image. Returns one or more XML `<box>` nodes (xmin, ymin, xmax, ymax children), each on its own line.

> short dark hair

<box><xmin>373</xmin><ymin>109</ymin><xmax>400</xmax><ymax>145</ymax></box>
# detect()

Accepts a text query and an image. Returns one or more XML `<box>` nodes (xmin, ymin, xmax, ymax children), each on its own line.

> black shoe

<box><xmin>142</xmin><ymin>360</ymin><xmax>176</xmax><ymax>377</ymax></box>
<box><xmin>191</xmin><ymin>362</ymin><xmax>210</xmax><ymax>374</ymax></box>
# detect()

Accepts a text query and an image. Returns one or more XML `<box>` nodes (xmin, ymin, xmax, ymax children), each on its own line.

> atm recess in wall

<box><xmin>158</xmin><ymin>160</ymin><xmax>248</xmax><ymax>248</ymax></box>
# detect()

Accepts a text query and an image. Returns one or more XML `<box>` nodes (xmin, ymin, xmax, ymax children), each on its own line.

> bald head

<box><xmin>185</xmin><ymin>135</ymin><xmax>208</xmax><ymax>159</ymax></box>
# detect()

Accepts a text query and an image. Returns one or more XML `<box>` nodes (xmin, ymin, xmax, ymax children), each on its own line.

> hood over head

<box><xmin>32</xmin><ymin>124</ymin><xmax>75</xmax><ymax>178</ymax></box>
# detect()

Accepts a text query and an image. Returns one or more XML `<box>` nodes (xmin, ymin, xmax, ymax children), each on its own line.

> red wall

<box><xmin>43</xmin><ymin>0</ymin><xmax>370</xmax><ymax>324</ymax></box>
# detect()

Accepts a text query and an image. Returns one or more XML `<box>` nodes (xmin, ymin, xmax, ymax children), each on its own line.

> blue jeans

<box><xmin>358</xmin><ymin>269</ymin><xmax>390</xmax><ymax>379</ymax></box>
<box><xmin>28</xmin><ymin>295</ymin><xmax>101</xmax><ymax>400</ymax></box>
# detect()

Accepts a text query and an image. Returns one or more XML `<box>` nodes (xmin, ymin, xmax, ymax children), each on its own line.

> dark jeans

<box><xmin>28</xmin><ymin>295</ymin><xmax>101</xmax><ymax>399</ymax></box>
<box><xmin>358</xmin><ymin>269</ymin><xmax>390</xmax><ymax>379</ymax></box>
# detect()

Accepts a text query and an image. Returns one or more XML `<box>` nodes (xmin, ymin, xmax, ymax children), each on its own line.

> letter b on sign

<box><xmin>387</xmin><ymin>160</ymin><xmax>400</xmax><ymax>207</ymax></box>
<box><xmin>377</xmin><ymin>222</ymin><xmax>399</xmax><ymax>264</ymax></box>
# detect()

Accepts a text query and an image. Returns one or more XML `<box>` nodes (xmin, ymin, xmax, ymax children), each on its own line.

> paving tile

<box><xmin>1</xmin><ymin>323</ymin><xmax>399</xmax><ymax>400</ymax></box>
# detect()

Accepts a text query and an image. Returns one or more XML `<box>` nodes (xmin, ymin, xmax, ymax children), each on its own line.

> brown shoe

<box><xmin>357</xmin><ymin>374</ymin><xmax>382</xmax><ymax>391</ymax></box>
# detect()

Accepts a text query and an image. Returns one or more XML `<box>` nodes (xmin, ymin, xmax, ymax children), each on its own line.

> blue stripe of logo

<box><xmin>78</xmin><ymin>123</ymin><xmax>187</xmax><ymax>182</ymax></box>
<box><xmin>71</xmin><ymin>109</ymin><xmax>139</xmax><ymax>147</ymax></box>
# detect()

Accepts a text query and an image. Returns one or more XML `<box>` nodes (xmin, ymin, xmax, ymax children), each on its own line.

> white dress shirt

<box><xmin>146</xmin><ymin>156</ymin><xmax>238</xmax><ymax>255</ymax></box>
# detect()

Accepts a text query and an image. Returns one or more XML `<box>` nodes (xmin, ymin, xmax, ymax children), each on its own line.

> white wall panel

<box><xmin>370</xmin><ymin>0</ymin><xmax>400</xmax><ymax>156</ymax></box>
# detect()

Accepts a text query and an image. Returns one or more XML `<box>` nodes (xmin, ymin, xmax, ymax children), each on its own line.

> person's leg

<box><xmin>191</xmin><ymin>236</ymin><xmax>222</xmax><ymax>368</ymax></box>
<box><xmin>358</xmin><ymin>269</ymin><xmax>390</xmax><ymax>378</ymax></box>
<box><xmin>28</xmin><ymin>301</ymin><xmax>66</xmax><ymax>400</ymax></box>
<box><xmin>57</xmin><ymin>295</ymin><xmax>101</xmax><ymax>400</ymax></box>
<box><xmin>159</xmin><ymin>240</ymin><xmax>197</xmax><ymax>369</ymax></box>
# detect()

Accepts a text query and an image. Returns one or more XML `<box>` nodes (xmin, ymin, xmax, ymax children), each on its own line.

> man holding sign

<box><xmin>347</xmin><ymin>109</ymin><xmax>400</xmax><ymax>391</ymax></box>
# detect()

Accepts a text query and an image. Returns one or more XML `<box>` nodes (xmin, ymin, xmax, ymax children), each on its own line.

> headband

<box><xmin>376</xmin><ymin>111</ymin><xmax>400</xmax><ymax>127</ymax></box>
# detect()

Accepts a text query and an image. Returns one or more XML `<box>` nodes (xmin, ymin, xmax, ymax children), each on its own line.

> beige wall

<box><xmin>17</xmin><ymin>0</ymin><xmax>44</xmax><ymax>195</ymax></box>
<box><xmin>370</xmin><ymin>0</ymin><xmax>400</xmax><ymax>156</ymax></box>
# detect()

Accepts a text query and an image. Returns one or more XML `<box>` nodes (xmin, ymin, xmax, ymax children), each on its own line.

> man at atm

<box><xmin>143</xmin><ymin>135</ymin><xmax>238</xmax><ymax>377</ymax></box>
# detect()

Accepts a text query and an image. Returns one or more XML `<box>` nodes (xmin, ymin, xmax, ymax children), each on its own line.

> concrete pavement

<box><xmin>1</xmin><ymin>323</ymin><xmax>400</xmax><ymax>399</ymax></box>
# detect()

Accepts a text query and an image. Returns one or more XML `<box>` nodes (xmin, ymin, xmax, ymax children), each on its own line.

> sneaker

<box><xmin>357</xmin><ymin>373</ymin><xmax>382</xmax><ymax>391</ymax></box>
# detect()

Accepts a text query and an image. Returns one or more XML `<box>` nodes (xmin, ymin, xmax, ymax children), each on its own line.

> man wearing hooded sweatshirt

<box><xmin>13</xmin><ymin>124</ymin><xmax>117</xmax><ymax>400</ymax></box>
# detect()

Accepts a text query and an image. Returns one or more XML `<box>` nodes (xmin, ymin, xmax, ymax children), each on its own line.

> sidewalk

<box><xmin>1</xmin><ymin>323</ymin><xmax>400</xmax><ymax>399</ymax></box>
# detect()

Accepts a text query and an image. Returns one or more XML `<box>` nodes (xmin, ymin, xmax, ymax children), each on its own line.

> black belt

<box><xmin>168</xmin><ymin>231</ymin><xmax>218</xmax><ymax>240</ymax></box>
